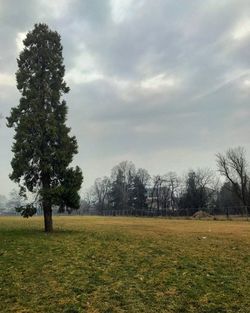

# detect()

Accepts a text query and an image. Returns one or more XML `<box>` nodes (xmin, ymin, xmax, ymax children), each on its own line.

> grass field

<box><xmin>0</xmin><ymin>217</ymin><xmax>250</xmax><ymax>313</ymax></box>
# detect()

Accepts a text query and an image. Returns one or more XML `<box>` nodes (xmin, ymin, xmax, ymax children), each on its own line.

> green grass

<box><xmin>0</xmin><ymin>217</ymin><xmax>250</xmax><ymax>313</ymax></box>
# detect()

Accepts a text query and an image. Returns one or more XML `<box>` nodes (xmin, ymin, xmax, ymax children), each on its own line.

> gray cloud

<box><xmin>1</xmin><ymin>0</ymin><xmax>250</xmax><ymax>194</ymax></box>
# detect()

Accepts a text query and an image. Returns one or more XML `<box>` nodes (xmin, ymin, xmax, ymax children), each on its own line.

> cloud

<box><xmin>0</xmin><ymin>73</ymin><xmax>15</xmax><ymax>87</ymax></box>
<box><xmin>16</xmin><ymin>32</ymin><xmax>26</xmax><ymax>53</ymax></box>
<box><xmin>1</xmin><ymin>0</ymin><xmax>250</xmax><ymax>194</ymax></box>
<box><xmin>232</xmin><ymin>19</ymin><xmax>250</xmax><ymax>40</ymax></box>
<box><xmin>110</xmin><ymin>0</ymin><xmax>143</xmax><ymax>23</ymax></box>
<box><xmin>140</xmin><ymin>73</ymin><xmax>178</xmax><ymax>91</ymax></box>
<box><xmin>37</xmin><ymin>0</ymin><xmax>72</xmax><ymax>19</ymax></box>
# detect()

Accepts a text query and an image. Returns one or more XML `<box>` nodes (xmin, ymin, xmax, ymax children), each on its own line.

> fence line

<box><xmin>65</xmin><ymin>205</ymin><xmax>250</xmax><ymax>220</ymax></box>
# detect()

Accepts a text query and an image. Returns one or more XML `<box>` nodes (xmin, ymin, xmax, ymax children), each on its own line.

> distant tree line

<box><xmin>2</xmin><ymin>146</ymin><xmax>249</xmax><ymax>218</ymax></box>
<box><xmin>80</xmin><ymin>147</ymin><xmax>250</xmax><ymax>217</ymax></box>
<box><xmin>0</xmin><ymin>190</ymin><xmax>23</xmax><ymax>215</ymax></box>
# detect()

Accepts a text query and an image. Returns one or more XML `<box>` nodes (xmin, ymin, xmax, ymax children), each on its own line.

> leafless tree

<box><xmin>178</xmin><ymin>168</ymin><xmax>219</xmax><ymax>214</ymax></box>
<box><xmin>216</xmin><ymin>147</ymin><xmax>249</xmax><ymax>206</ymax></box>
<box><xmin>93</xmin><ymin>176</ymin><xmax>111</xmax><ymax>212</ymax></box>
<box><xmin>149</xmin><ymin>176</ymin><xmax>161</xmax><ymax>211</ymax></box>
<box><xmin>149</xmin><ymin>172</ymin><xmax>181</xmax><ymax>212</ymax></box>
<box><xmin>136</xmin><ymin>168</ymin><xmax>150</xmax><ymax>186</ymax></box>
<box><xmin>196</xmin><ymin>168</ymin><xmax>219</xmax><ymax>197</ymax></box>
<box><xmin>81</xmin><ymin>189</ymin><xmax>96</xmax><ymax>213</ymax></box>
<box><xmin>164</xmin><ymin>172</ymin><xmax>180</xmax><ymax>210</ymax></box>
<box><xmin>111</xmin><ymin>161</ymin><xmax>136</xmax><ymax>184</ymax></box>
<box><xmin>110</xmin><ymin>161</ymin><xmax>136</xmax><ymax>210</ymax></box>
<box><xmin>7</xmin><ymin>189</ymin><xmax>23</xmax><ymax>210</ymax></box>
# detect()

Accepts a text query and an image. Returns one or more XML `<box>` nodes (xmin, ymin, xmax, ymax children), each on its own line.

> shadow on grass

<box><xmin>0</xmin><ymin>227</ymin><xmax>82</xmax><ymax>238</ymax></box>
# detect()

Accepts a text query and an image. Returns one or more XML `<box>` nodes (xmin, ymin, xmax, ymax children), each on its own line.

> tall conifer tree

<box><xmin>7</xmin><ymin>23</ymin><xmax>83</xmax><ymax>232</ymax></box>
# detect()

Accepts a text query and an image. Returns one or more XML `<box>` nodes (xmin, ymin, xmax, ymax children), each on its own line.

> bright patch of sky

<box><xmin>232</xmin><ymin>19</ymin><xmax>250</xmax><ymax>40</ymax></box>
<box><xmin>16</xmin><ymin>32</ymin><xmax>26</xmax><ymax>53</ymax></box>
<box><xmin>0</xmin><ymin>73</ymin><xmax>15</xmax><ymax>87</ymax></box>
<box><xmin>140</xmin><ymin>74</ymin><xmax>177</xmax><ymax>91</ymax></box>
<box><xmin>111</xmin><ymin>0</ymin><xmax>143</xmax><ymax>23</ymax></box>
<box><xmin>38</xmin><ymin>0</ymin><xmax>71</xmax><ymax>19</ymax></box>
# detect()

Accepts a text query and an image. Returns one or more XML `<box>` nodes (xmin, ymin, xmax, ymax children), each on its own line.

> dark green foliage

<box><xmin>110</xmin><ymin>169</ymin><xmax>126</xmax><ymax>210</ymax></box>
<box><xmin>179</xmin><ymin>171</ymin><xmax>209</xmax><ymax>214</ymax></box>
<box><xmin>6</xmin><ymin>23</ymin><xmax>83</xmax><ymax>229</ymax></box>
<box><xmin>109</xmin><ymin>163</ymin><xmax>148</xmax><ymax>212</ymax></box>
<box><xmin>182</xmin><ymin>171</ymin><xmax>204</xmax><ymax>209</ymax></box>
<box><xmin>131</xmin><ymin>175</ymin><xmax>147</xmax><ymax>211</ymax></box>
<box><xmin>16</xmin><ymin>204</ymin><xmax>37</xmax><ymax>218</ymax></box>
<box><xmin>57</xmin><ymin>166</ymin><xmax>83</xmax><ymax>213</ymax></box>
<box><xmin>216</xmin><ymin>182</ymin><xmax>244</xmax><ymax>215</ymax></box>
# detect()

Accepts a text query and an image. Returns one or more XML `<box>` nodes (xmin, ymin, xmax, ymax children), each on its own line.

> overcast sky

<box><xmin>1</xmin><ymin>0</ymin><xmax>250</xmax><ymax>196</ymax></box>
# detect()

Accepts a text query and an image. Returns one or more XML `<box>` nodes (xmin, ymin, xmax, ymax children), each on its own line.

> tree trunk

<box><xmin>43</xmin><ymin>207</ymin><xmax>53</xmax><ymax>232</ymax></box>
<box><xmin>41</xmin><ymin>173</ymin><xmax>53</xmax><ymax>232</ymax></box>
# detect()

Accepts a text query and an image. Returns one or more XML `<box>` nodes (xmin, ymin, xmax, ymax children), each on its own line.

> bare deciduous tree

<box><xmin>136</xmin><ymin>168</ymin><xmax>150</xmax><ymax>186</ymax></box>
<box><xmin>216</xmin><ymin>147</ymin><xmax>249</xmax><ymax>206</ymax></box>
<box><xmin>111</xmin><ymin>161</ymin><xmax>136</xmax><ymax>184</ymax></box>
<box><xmin>149</xmin><ymin>174</ymin><xmax>179</xmax><ymax>212</ymax></box>
<box><xmin>93</xmin><ymin>177</ymin><xmax>111</xmax><ymax>212</ymax></box>
<box><xmin>110</xmin><ymin>161</ymin><xmax>136</xmax><ymax>210</ymax></box>
<box><xmin>165</xmin><ymin>172</ymin><xmax>180</xmax><ymax>210</ymax></box>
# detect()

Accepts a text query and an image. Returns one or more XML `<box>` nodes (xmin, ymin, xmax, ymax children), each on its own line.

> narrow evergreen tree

<box><xmin>7</xmin><ymin>23</ymin><xmax>83</xmax><ymax>232</ymax></box>
<box><xmin>132</xmin><ymin>175</ymin><xmax>148</xmax><ymax>213</ymax></box>
<box><xmin>110</xmin><ymin>169</ymin><xmax>125</xmax><ymax>211</ymax></box>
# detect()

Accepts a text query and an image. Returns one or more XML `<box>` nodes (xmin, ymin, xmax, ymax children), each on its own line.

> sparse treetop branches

<box><xmin>178</xmin><ymin>168</ymin><xmax>218</xmax><ymax>213</ymax></box>
<box><xmin>7</xmin><ymin>23</ymin><xmax>83</xmax><ymax>231</ymax></box>
<box><xmin>93</xmin><ymin>177</ymin><xmax>111</xmax><ymax>212</ymax></box>
<box><xmin>216</xmin><ymin>147</ymin><xmax>249</xmax><ymax>206</ymax></box>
